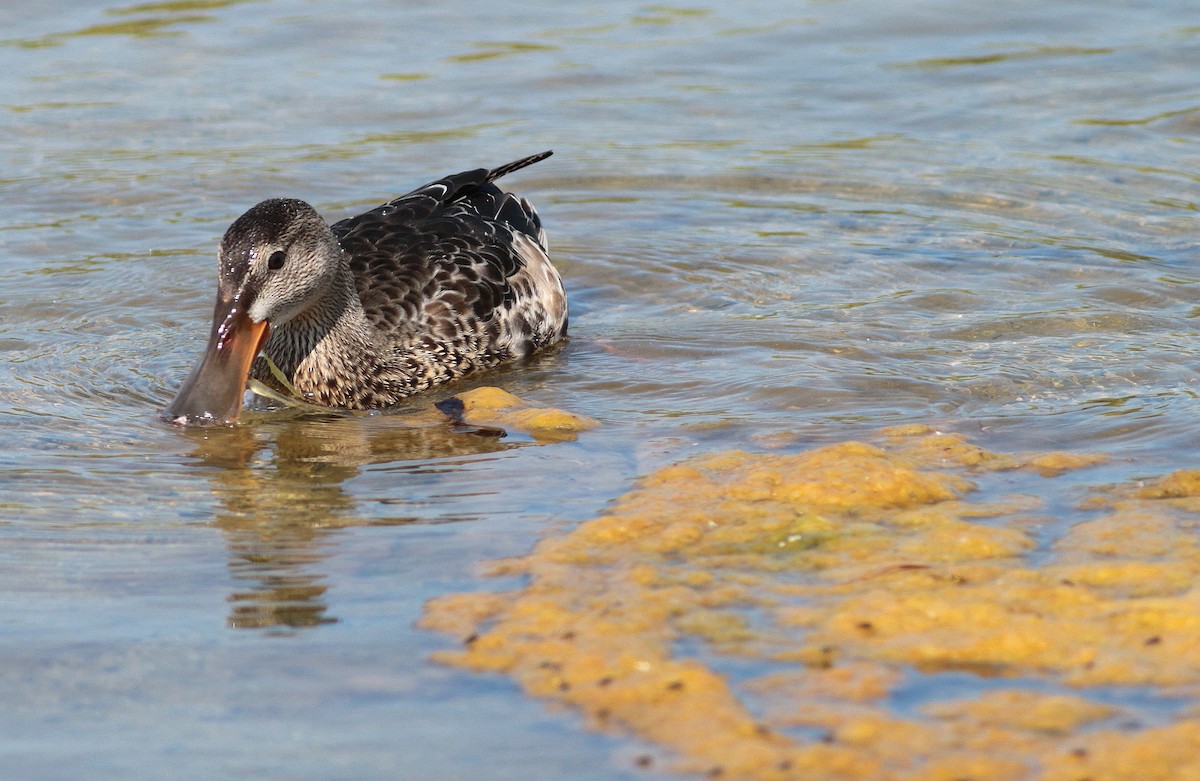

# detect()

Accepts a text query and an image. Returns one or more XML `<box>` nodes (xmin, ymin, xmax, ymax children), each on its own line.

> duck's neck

<box><xmin>256</xmin><ymin>268</ymin><xmax>391</xmax><ymax>408</ymax></box>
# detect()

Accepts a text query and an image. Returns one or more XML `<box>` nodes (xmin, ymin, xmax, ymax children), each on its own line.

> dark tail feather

<box><xmin>486</xmin><ymin>150</ymin><xmax>553</xmax><ymax>184</ymax></box>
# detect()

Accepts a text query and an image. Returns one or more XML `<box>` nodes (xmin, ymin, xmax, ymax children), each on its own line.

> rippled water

<box><xmin>3</xmin><ymin>1</ymin><xmax>1200</xmax><ymax>778</ymax></box>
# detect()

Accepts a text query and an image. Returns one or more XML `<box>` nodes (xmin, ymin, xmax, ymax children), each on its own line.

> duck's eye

<box><xmin>267</xmin><ymin>250</ymin><xmax>286</xmax><ymax>270</ymax></box>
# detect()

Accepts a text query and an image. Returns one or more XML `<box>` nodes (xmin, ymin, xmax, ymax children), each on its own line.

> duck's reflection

<box><xmin>179</xmin><ymin>405</ymin><xmax>520</xmax><ymax>631</ymax></box>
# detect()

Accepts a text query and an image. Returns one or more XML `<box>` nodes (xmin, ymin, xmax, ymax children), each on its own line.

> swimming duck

<box><xmin>163</xmin><ymin>151</ymin><xmax>567</xmax><ymax>427</ymax></box>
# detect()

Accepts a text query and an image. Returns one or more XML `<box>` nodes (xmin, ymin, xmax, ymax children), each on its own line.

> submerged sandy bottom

<box><xmin>423</xmin><ymin>425</ymin><xmax>1200</xmax><ymax>780</ymax></box>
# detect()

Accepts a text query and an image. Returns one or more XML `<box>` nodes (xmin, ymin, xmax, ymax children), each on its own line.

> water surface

<box><xmin>2</xmin><ymin>1</ymin><xmax>1200</xmax><ymax>778</ymax></box>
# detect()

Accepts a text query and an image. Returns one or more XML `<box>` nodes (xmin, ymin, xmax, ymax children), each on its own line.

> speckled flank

<box><xmin>227</xmin><ymin>152</ymin><xmax>567</xmax><ymax>410</ymax></box>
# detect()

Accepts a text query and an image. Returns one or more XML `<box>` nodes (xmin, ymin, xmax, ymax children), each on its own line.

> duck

<box><xmin>163</xmin><ymin>151</ymin><xmax>567</xmax><ymax>427</ymax></box>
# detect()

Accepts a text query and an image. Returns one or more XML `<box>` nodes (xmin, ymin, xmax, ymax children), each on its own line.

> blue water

<box><xmin>3</xmin><ymin>1</ymin><xmax>1200</xmax><ymax>778</ymax></box>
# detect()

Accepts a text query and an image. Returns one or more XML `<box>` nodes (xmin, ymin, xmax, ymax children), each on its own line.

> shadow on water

<box><xmin>173</xmin><ymin>410</ymin><xmax>522</xmax><ymax>632</ymax></box>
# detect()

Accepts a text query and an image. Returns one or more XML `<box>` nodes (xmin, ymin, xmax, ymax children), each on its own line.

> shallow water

<box><xmin>2</xmin><ymin>0</ymin><xmax>1200</xmax><ymax>778</ymax></box>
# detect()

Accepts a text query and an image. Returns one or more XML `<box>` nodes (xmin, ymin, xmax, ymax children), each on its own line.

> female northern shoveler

<box><xmin>163</xmin><ymin>151</ymin><xmax>567</xmax><ymax>427</ymax></box>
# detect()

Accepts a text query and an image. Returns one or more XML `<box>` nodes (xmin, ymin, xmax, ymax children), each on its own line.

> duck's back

<box><xmin>330</xmin><ymin>152</ymin><xmax>567</xmax><ymax>365</ymax></box>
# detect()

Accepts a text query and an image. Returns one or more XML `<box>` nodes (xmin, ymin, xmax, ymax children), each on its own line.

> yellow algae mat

<box><xmin>422</xmin><ymin>426</ymin><xmax>1200</xmax><ymax>781</ymax></box>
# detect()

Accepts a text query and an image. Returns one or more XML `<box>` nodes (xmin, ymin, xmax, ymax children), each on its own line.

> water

<box><xmin>2</xmin><ymin>0</ymin><xmax>1199</xmax><ymax>778</ymax></box>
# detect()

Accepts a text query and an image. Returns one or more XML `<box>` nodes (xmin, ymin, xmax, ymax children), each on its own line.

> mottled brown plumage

<box><xmin>164</xmin><ymin>151</ymin><xmax>567</xmax><ymax>426</ymax></box>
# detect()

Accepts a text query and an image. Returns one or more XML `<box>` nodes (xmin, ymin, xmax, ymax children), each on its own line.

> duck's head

<box><xmin>163</xmin><ymin>198</ymin><xmax>343</xmax><ymax>427</ymax></box>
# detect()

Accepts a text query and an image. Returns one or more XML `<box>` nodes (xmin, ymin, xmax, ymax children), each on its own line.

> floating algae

<box><xmin>243</xmin><ymin>373</ymin><xmax>598</xmax><ymax>443</ymax></box>
<box><xmin>423</xmin><ymin>426</ymin><xmax>1200</xmax><ymax>780</ymax></box>
<box><xmin>441</xmin><ymin>386</ymin><xmax>598</xmax><ymax>442</ymax></box>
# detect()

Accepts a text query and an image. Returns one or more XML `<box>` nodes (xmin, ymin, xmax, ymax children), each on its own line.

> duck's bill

<box><xmin>162</xmin><ymin>303</ymin><xmax>270</xmax><ymax>427</ymax></box>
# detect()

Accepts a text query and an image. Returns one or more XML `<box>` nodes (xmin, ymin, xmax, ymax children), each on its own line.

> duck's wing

<box><xmin>329</xmin><ymin>152</ymin><xmax>558</xmax><ymax>346</ymax></box>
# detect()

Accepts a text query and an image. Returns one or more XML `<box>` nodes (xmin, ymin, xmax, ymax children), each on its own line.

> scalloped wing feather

<box><xmin>328</xmin><ymin>154</ymin><xmax>566</xmax><ymax>373</ymax></box>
